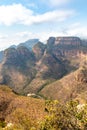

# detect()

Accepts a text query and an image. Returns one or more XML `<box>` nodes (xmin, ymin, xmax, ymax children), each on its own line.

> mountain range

<box><xmin>0</xmin><ymin>36</ymin><xmax>87</xmax><ymax>103</ymax></box>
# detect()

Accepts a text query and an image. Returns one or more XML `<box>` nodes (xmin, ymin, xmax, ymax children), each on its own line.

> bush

<box><xmin>40</xmin><ymin>100</ymin><xmax>87</xmax><ymax>130</ymax></box>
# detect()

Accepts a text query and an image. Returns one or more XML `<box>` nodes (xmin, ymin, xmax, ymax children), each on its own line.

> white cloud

<box><xmin>16</xmin><ymin>31</ymin><xmax>32</xmax><ymax>38</ymax></box>
<box><xmin>67</xmin><ymin>27</ymin><xmax>87</xmax><ymax>38</ymax></box>
<box><xmin>0</xmin><ymin>3</ymin><xmax>74</xmax><ymax>26</ymax></box>
<box><xmin>41</xmin><ymin>0</ymin><xmax>71</xmax><ymax>7</ymax></box>
<box><xmin>61</xmin><ymin>23</ymin><xmax>87</xmax><ymax>38</ymax></box>
<box><xmin>31</xmin><ymin>10</ymin><xmax>74</xmax><ymax>24</ymax></box>
<box><xmin>48</xmin><ymin>0</ymin><xmax>70</xmax><ymax>7</ymax></box>
<box><xmin>0</xmin><ymin>4</ymin><xmax>33</xmax><ymax>26</ymax></box>
<box><xmin>27</xmin><ymin>3</ymin><xmax>38</xmax><ymax>9</ymax></box>
<box><xmin>0</xmin><ymin>34</ymin><xmax>8</xmax><ymax>39</ymax></box>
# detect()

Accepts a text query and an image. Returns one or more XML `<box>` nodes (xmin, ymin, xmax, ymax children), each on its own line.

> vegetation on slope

<box><xmin>0</xmin><ymin>85</ymin><xmax>45</xmax><ymax>129</ymax></box>
<box><xmin>40</xmin><ymin>66</ymin><xmax>87</xmax><ymax>103</ymax></box>
<box><xmin>0</xmin><ymin>91</ymin><xmax>87</xmax><ymax>130</ymax></box>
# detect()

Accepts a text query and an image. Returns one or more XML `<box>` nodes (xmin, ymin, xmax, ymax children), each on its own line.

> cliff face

<box><xmin>33</xmin><ymin>42</ymin><xmax>46</xmax><ymax>61</ymax></box>
<box><xmin>47</xmin><ymin>37</ymin><xmax>86</xmax><ymax>57</ymax></box>
<box><xmin>55</xmin><ymin>37</ymin><xmax>81</xmax><ymax>45</ymax></box>
<box><xmin>0</xmin><ymin>36</ymin><xmax>87</xmax><ymax>95</ymax></box>
<box><xmin>47</xmin><ymin>37</ymin><xmax>87</xmax><ymax>69</ymax></box>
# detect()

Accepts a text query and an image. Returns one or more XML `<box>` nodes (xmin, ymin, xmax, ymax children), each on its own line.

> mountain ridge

<box><xmin>0</xmin><ymin>36</ymin><xmax>87</xmax><ymax>102</ymax></box>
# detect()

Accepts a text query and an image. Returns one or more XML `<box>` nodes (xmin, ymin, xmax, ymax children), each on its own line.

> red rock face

<box><xmin>55</xmin><ymin>37</ymin><xmax>81</xmax><ymax>45</ymax></box>
<box><xmin>47</xmin><ymin>36</ymin><xmax>87</xmax><ymax>59</ymax></box>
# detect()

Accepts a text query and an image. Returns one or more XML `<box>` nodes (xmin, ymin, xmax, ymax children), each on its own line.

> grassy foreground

<box><xmin>0</xmin><ymin>85</ymin><xmax>87</xmax><ymax>130</ymax></box>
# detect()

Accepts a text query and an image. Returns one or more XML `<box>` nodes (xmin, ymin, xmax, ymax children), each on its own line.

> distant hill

<box><xmin>0</xmin><ymin>51</ymin><xmax>4</xmax><ymax>62</ymax></box>
<box><xmin>0</xmin><ymin>36</ymin><xmax>87</xmax><ymax>103</ymax></box>
<box><xmin>18</xmin><ymin>39</ymin><xmax>39</xmax><ymax>50</ymax></box>
<box><xmin>9</xmin><ymin>39</ymin><xmax>39</xmax><ymax>50</ymax></box>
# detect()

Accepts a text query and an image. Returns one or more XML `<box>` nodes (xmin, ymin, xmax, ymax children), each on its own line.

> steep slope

<box><xmin>24</xmin><ymin>36</ymin><xmax>87</xmax><ymax>95</ymax></box>
<box><xmin>0</xmin><ymin>36</ymin><xmax>87</xmax><ymax>96</ymax></box>
<box><xmin>0</xmin><ymin>47</ymin><xmax>36</xmax><ymax>94</ymax></box>
<box><xmin>0</xmin><ymin>85</ymin><xmax>45</xmax><ymax>126</ymax></box>
<box><xmin>33</xmin><ymin>41</ymin><xmax>46</xmax><ymax>61</ymax></box>
<box><xmin>24</xmin><ymin>41</ymin><xmax>67</xmax><ymax>94</ymax></box>
<box><xmin>40</xmin><ymin>66</ymin><xmax>87</xmax><ymax>103</ymax></box>
<box><xmin>46</xmin><ymin>37</ymin><xmax>87</xmax><ymax>71</ymax></box>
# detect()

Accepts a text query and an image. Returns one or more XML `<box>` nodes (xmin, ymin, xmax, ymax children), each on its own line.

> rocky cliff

<box><xmin>0</xmin><ymin>36</ymin><xmax>87</xmax><ymax>96</ymax></box>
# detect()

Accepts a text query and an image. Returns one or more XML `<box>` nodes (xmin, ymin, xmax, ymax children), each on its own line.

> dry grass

<box><xmin>0</xmin><ymin>85</ymin><xmax>45</xmax><ymax>124</ymax></box>
<box><xmin>40</xmin><ymin>67</ymin><xmax>87</xmax><ymax>103</ymax></box>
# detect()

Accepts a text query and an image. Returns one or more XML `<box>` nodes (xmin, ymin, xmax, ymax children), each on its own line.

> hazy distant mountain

<box><xmin>18</xmin><ymin>39</ymin><xmax>39</xmax><ymax>50</ymax></box>
<box><xmin>0</xmin><ymin>51</ymin><xmax>4</xmax><ymax>62</ymax></box>
<box><xmin>10</xmin><ymin>45</ymin><xmax>17</xmax><ymax>49</ymax></box>
<box><xmin>9</xmin><ymin>39</ymin><xmax>39</xmax><ymax>50</ymax></box>
<box><xmin>0</xmin><ymin>36</ymin><xmax>87</xmax><ymax>102</ymax></box>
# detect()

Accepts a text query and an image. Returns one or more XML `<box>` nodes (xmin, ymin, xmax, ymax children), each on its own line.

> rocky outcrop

<box><xmin>47</xmin><ymin>36</ymin><xmax>81</xmax><ymax>46</ymax></box>
<box><xmin>55</xmin><ymin>37</ymin><xmax>81</xmax><ymax>45</ymax></box>
<box><xmin>0</xmin><ymin>46</ymin><xmax>36</xmax><ymax>93</ymax></box>
<box><xmin>36</xmin><ymin>51</ymin><xmax>66</xmax><ymax>79</ymax></box>
<box><xmin>33</xmin><ymin>42</ymin><xmax>46</xmax><ymax>61</ymax></box>
<box><xmin>0</xmin><ymin>36</ymin><xmax>87</xmax><ymax>95</ymax></box>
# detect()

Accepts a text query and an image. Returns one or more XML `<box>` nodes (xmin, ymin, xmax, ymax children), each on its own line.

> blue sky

<box><xmin>0</xmin><ymin>0</ymin><xmax>87</xmax><ymax>50</ymax></box>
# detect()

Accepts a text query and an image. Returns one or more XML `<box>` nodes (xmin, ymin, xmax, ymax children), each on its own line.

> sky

<box><xmin>0</xmin><ymin>0</ymin><xmax>87</xmax><ymax>50</ymax></box>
